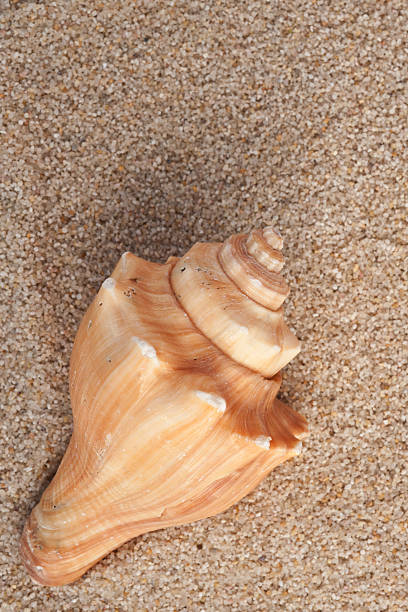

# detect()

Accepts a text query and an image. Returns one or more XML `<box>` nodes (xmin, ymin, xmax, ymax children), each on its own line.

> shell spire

<box><xmin>20</xmin><ymin>226</ymin><xmax>307</xmax><ymax>586</ymax></box>
<box><xmin>171</xmin><ymin>226</ymin><xmax>300</xmax><ymax>377</ymax></box>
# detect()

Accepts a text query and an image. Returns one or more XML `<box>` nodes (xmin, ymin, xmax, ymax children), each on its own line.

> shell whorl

<box><xmin>219</xmin><ymin>231</ymin><xmax>288</xmax><ymax>309</ymax></box>
<box><xmin>246</xmin><ymin>228</ymin><xmax>284</xmax><ymax>272</ymax></box>
<box><xmin>170</xmin><ymin>227</ymin><xmax>300</xmax><ymax>378</ymax></box>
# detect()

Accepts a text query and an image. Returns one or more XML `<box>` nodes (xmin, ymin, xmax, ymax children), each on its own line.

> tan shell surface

<box><xmin>20</xmin><ymin>229</ymin><xmax>307</xmax><ymax>586</ymax></box>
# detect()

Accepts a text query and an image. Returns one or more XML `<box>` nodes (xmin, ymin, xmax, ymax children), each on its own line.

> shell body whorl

<box><xmin>20</xmin><ymin>227</ymin><xmax>307</xmax><ymax>586</ymax></box>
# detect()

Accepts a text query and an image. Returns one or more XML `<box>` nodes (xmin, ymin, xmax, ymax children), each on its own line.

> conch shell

<box><xmin>21</xmin><ymin>227</ymin><xmax>308</xmax><ymax>586</ymax></box>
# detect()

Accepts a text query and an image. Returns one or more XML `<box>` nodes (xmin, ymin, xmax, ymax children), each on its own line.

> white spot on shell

<box><xmin>254</xmin><ymin>435</ymin><xmax>271</xmax><ymax>449</ymax></box>
<box><xmin>250</xmin><ymin>278</ymin><xmax>263</xmax><ymax>288</ymax></box>
<box><xmin>102</xmin><ymin>277</ymin><xmax>116</xmax><ymax>290</ymax></box>
<box><xmin>238</xmin><ymin>325</ymin><xmax>249</xmax><ymax>334</ymax></box>
<box><xmin>121</xmin><ymin>251</ymin><xmax>131</xmax><ymax>272</ymax></box>
<box><xmin>194</xmin><ymin>390</ymin><xmax>226</xmax><ymax>414</ymax></box>
<box><xmin>293</xmin><ymin>441</ymin><xmax>302</xmax><ymax>455</ymax></box>
<box><xmin>105</xmin><ymin>433</ymin><xmax>112</xmax><ymax>446</ymax></box>
<box><xmin>131</xmin><ymin>336</ymin><xmax>158</xmax><ymax>361</ymax></box>
<box><xmin>35</xmin><ymin>565</ymin><xmax>44</xmax><ymax>573</ymax></box>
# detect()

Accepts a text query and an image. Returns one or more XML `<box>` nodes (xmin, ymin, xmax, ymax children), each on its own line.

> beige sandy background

<box><xmin>1</xmin><ymin>0</ymin><xmax>407</xmax><ymax>610</ymax></box>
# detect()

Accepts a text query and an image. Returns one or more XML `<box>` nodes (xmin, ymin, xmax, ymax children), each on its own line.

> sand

<box><xmin>1</xmin><ymin>0</ymin><xmax>407</xmax><ymax>610</ymax></box>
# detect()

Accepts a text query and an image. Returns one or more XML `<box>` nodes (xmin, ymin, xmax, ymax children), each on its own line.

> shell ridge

<box><xmin>216</xmin><ymin>244</ymin><xmax>285</xmax><ymax>313</ymax></box>
<box><xmin>57</xmin><ymin>343</ymin><xmax>165</xmax><ymax>505</ymax></box>
<box><xmin>225</xmin><ymin>379</ymin><xmax>306</xmax><ymax>450</ymax></box>
<box><xmin>246</xmin><ymin>228</ymin><xmax>284</xmax><ymax>271</ymax></box>
<box><xmin>218</xmin><ymin>233</ymin><xmax>289</xmax><ymax>310</ymax></box>
<box><xmin>167</xmin><ymin>257</ymin><xmax>271</xmax><ymax>379</ymax></box>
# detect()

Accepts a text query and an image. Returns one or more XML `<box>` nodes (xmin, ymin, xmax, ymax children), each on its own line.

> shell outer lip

<box><xmin>20</xmin><ymin>515</ymin><xmax>52</xmax><ymax>586</ymax></box>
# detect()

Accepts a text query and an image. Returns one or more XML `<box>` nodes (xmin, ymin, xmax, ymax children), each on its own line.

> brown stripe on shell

<box><xmin>218</xmin><ymin>233</ymin><xmax>289</xmax><ymax>310</ymax></box>
<box><xmin>246</xmin><ymin>228</ymin><xmax>284</xmax><ymax>272</ymax></box>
